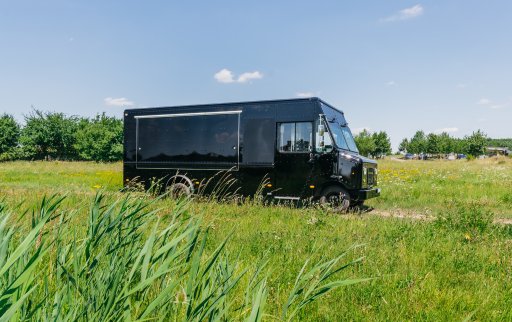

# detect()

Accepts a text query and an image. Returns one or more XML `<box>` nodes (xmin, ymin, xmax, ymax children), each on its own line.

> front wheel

<box><xmin>319</xmin><ymin>186</ymin><xmax>351</xmax><ymax>212</ymax></box>
<box><xmin>351</xmin><ymin>200</ymin><xmax>364</xmax><ymax>208</ymax></box>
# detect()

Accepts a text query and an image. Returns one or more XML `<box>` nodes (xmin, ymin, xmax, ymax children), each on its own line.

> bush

<box><xmin>19</xmin><ymin>110</ymin><xmax>79</xmax><ymax>160</ymax></box>
<box><xmin>0</xmin><ymin>114</ymin><xmax>20</xmax><ymax>154</ymax></box>
<box><xmin>464</xmin><ymin>130</ymin><xmax>487</xmax><ymax>157</ymax></box>
<box><xmin>74</xmin><ymin>113</ymin><xmax>123</xmax><ymax>162</ymax></box>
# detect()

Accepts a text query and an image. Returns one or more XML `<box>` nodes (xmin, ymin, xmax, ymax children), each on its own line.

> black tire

<box><xmin>167</xmin><ymin>182</ymin><xmax>192</xmax><ymax>199</ymax></box>
<box><xmin>319</xmin><ymin>186</ymin><xmax>351</xmax><ymax>212</ymax></box>
<box><xmin>351</xmin><ymin>200</ymin><xmax>364</xmax><ymax>208</ymax></box>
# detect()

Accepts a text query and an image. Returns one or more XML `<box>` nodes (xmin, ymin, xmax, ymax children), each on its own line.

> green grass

<box><xmin>1</xmin><ymin>158</ymin><xmax>512</xmax><ymax>320</ymax></box>
<box><xmin>366</xmin><ymin>157</ymin><xmax>512</xmax><ymax>218</ymax></box>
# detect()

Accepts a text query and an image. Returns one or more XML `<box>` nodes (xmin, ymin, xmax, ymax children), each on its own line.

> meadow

<box><xmin>0</xmin><ymin>158</ymin><xmax>512</xmax><ymax>320</ymax></box>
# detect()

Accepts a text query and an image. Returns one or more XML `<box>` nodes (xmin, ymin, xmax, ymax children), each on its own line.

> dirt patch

<box><xmin>357</xmin><ymin>207</ymin><xmax>512</xmax><ymax>225</ymax></box>
<box><xmin>365</xmin><ymin>209</ymin><xmax>434</xmax><ymax>221</ymax></box>
<box><xmin>494</xmin><ymin>218</ymin><xmax>512</xmax><ymax>225</ymax></box>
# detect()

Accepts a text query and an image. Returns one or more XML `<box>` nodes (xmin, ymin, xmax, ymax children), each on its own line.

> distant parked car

<box><xmin>457</xmin><ymin>154</ymin><xmax>467</xmax><ymax>159</ymax></box>
<box><xmin>404</xmin><ymin>153</ymin><xmax>414</xmax><ymax>160</ymax></box>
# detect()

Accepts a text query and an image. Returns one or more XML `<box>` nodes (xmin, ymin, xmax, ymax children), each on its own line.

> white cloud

<box><xmin>477</xmin><ymin>98</ymin><xmax>492</xmax><ymax>105</ymax></box>
<box><xmin>434</xmin><ymin>127</ymin><xmax>459</xmax><ymax>134</ymax></box>
<box><xmin>382</xmin><ymin>4</ymin><xmax>424</xmax><ymax>22</ymax></box>
<box><xmin>214</xmin><ymin>69</ymin><xmax>263</xmax><ymax>84</ymax></box>
<box><xmin>456</xmin><ymin>83</ymin><xmax>467</xmax><ymax>89</ymax></box>
<box><xmin>477</xmin><ymin>98</ymin><xmax>511</xmax><ymax>109</ymax></box>
<box><xmin>104</xmin><ymin>97</ymin><xmax>134</xmax><ymax>107</ymax></box>
<box><xmin>214</xmin><ymin>69</ymin><xmax>235</xmax><ymax>83</ymax></box>
<box><xmin>296</xmin><ymin>92</ymin><xmax>315</xmax><ymax>98</ymax></box>
<box><xmin>386</xmin><ymin>81</ymin><xmax>396</xmax><ymax>86</ymax></box>
<box><xmin>237</xmin><ymin>71</ymin><xmax>263</xmax><ymax>83</ymax></box>
<box><xmin>476</xmin><ymin>98</ymin><xmax>512</xmax><ymax>110</ymax></box>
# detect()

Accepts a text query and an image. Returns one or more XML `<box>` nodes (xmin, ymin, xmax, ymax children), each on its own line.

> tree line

<box><xmin>0</xmin><ymin>111</ymin><xmax>122</xmax><ymax>162</ymax></box>
<box><xmin>0</xmin><ymin>110</ymin><xmax>508</xmax><ymax>162</ymax></box>
<box><xmin>486</xmin><ymin>138</ymin><xmax>512</xmax><ymax>150</ymax></box>
<box><xmin>397</xmin><ymin>130</ymin><xmax>488</xmax><ymax>156</ymax></box>
<box><xmin>354</xmin><ymin>129</ymin><xmax>505</xmax><ymax>158</ymax></box>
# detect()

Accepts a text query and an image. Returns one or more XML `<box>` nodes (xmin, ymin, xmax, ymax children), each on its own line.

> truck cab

<box><xmin>271</xmin><ymin>99</ymin><xmax>380</xmax><ymax>209</ymax></box>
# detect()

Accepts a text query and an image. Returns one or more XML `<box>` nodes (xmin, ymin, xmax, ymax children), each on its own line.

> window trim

<box><xmin>277</xmin><ymin>121</ymin><xmax>313</xmax><ymax>154</ymax></box>
<box><xmin>135</xmin><ymin>111</ymin><xmax>241</xmax><ymax>170</ymax></box>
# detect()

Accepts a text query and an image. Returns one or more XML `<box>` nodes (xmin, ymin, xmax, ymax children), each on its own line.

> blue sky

<box><xmin>1</xmin><ymin>1</ymin><xmax>511</xmax><ymax>149</ymax></box>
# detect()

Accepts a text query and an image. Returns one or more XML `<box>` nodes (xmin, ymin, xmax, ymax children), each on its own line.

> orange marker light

<box><xmin>195</xmin><ymin>181</ymin><xmax>200</xmax><ymax>185</ymax></box>
<box><xmin>309</xmin><ymin>185</ymin><xmax>315</xmax><ymax>189</ymax></box>
<box><xmin>266</xmin><ymin>183</ymin><xmax>273</xmax><ymax>188</ymax></box>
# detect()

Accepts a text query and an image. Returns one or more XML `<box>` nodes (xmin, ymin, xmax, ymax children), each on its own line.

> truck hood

<box><xmin>339</xmin><ymin>150</ymin><xmax>378</xmax><ymax>165</ymax></box>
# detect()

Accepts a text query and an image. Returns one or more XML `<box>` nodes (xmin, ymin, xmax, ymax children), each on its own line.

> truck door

<box><xmin>273</xmin><ymin>122</ymin><xmax>313</xmax><ymax>199</ymax></box>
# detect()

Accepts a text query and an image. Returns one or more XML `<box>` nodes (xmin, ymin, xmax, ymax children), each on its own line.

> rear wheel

<box><xmin>319</xmin><ymin>186</ymin><xmax>351</xmax><ymax>212</ymax></box>
<box><xmin>165</xmin><ymin>175</ymin><xmax>194</xmax><ymax>200</ymax></box>
<box><xmin>167</xmin><ymin>182</ymin><xmax>192</xmax><ymax>199</ymax></box>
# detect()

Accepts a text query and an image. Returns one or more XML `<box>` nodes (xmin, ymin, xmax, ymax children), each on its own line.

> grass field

<box><xmin>1</xmin><ymin>158</ymin><xmax>512</xmax><ymax>320</ymax></box>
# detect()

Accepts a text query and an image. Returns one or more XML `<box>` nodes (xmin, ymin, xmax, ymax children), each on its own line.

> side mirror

<box><xmin>318</xmin><ymin>124</ymin><xmax>325</xmax><ymax>136</ymax></box>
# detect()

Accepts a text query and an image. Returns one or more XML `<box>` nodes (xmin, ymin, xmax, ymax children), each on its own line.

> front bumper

<box><xmin>354</xmin><ymin>187</ymin><xmax>381</xmax><ymax>200</ymax></box>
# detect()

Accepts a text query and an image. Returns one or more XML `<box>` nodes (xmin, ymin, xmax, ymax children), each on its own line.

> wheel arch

<box><xmin>165</xmin><ymin>174</ymin><xmax>195</xmax><ymax>193</ymax></box>
<box><xmin>317</xmin><ymin>181</ymin><xmax>355</xmax><ymax>200</ymax></box>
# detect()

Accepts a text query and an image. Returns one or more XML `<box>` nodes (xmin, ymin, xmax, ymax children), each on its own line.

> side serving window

<box><xmin>278</xmin><ymin>122</ymin><xmax>312</xmax><ymax>153</ymax></box>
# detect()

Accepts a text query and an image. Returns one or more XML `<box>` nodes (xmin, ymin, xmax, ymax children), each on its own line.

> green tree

<box><xmin>452</xmin><ymin>138</ymin><xmax>466</xmax><ymax>154</ymax></box>
<box><xmin>408</xmin><ymin>131</ymin><xmax>427</xmax><ymax>154</ymax></box>
<box><xmin>437</xmin><ymin>132</ymin><xmax>454</xmax><ymax>154</ymax></box>
<box><xmin>426</xmin><ymin>133</ymin><xmax>441</xmax><ymax>155</ymax></box>
<box><xmin>20</xmin><ymin>110</ymin><xmax>79</xmax><ymax>160</ymax></box>
<box><xmin>464</xmin><ymin>130</ymin><xmax>487</xmax><ymax>157</ymax></box>
<box><xmin>398</xmin><ymin>138</ymin><xmax>409</xmax><ymax>153</ymax></box>
<box><xmin>0</xmin><ymin>114</ymin><xmax>20</xmax><ymax>154</ymax></box>
<box><xmin>74</xmin><ymin>113</ymin><xmax>123</xmax><ymax>161</ymax></box>
<box><xmin>354</xmin><ymin>129</ymin><xmax>376</xmax><ymax>157</ymax></box>
<box><xmin>372</xmin><ymin>131</ymin><xmax>392</xmax><ymax>157</ymax></box>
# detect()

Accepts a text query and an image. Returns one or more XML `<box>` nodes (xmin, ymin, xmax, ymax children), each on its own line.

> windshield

<box><xmin>327</xmin><ymin>121</ymin><xmax>359</xmax><ymax>153</ymax></box>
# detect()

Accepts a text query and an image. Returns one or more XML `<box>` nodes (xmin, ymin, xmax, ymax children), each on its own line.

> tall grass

<box><xmin>0</xmin><ymin>192</ymin><xmax>366</xmax><ymax>321</ymax></box>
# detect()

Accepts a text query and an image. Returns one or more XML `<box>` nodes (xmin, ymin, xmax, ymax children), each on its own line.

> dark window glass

<box><xmin>341</xmin><ymin>126</ymin><xmax>359</xmax><ymax>153</ymax></box>
<box><xmin>243</xmin><ymin>118</ymin><xmax>275</xmax><ymax>164</ymax></box>
<box><xmin>328</xmin><ymin>121</ymin><xmax>349</xmax><ymax>150</ymax></box>
<box><xmin>137</xmin><ymin>113</ymin><xmax>238</xmax><ymax>167</ymax></box>
<box><xmin>278</xmin><ymin>122</ymin><xmax>312</xmax><ymax>153</ymax></box>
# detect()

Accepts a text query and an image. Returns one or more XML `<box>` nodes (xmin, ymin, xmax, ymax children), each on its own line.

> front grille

<box><xmin>362</xmin><ymin>165</ymin><xmax>377</xmax><ymax>188</ymax></box>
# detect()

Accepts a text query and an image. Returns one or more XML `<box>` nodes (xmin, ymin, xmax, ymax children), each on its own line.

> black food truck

<box><xmin>124</xmin><ymin>97</ymin><xmax>380</xmax><ymax>209</ymax></box>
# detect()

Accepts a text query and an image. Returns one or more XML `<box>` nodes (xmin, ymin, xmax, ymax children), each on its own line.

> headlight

<box><xmin>362</xmin><ymin>167</ymin><xmax>368</xmax><ymax>187</ymax></box>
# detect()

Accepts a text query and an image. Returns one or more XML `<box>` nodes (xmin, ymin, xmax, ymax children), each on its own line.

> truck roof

<box><xmin>124</xmin><ymin>97</ymin><xmax>343</xmax><ymax>114</ymax></box>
